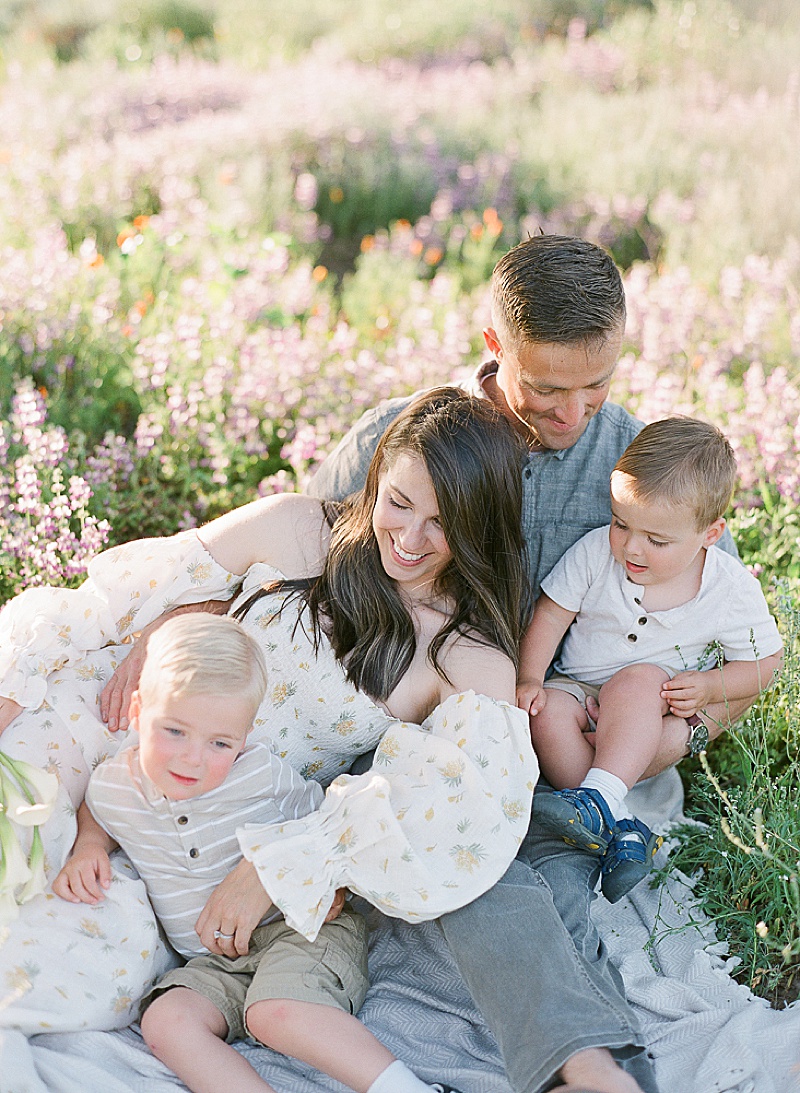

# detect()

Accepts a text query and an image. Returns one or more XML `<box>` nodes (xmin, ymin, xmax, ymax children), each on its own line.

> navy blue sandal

<box><xmin>532</xmin><ymin>787</ymin><xmax>616</xmax><ymax>853</ymax></box>
<box><xmin>601</xmin><ymin>817</ymin><xmax>663</xmax><ymax>903</ymax></box>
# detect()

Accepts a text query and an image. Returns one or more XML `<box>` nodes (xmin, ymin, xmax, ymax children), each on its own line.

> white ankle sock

<box><xmin>580</xmin><ymin>768</ymin><xmax>632</xmax><ymax>821</ymax></box>
<box><xmin>368</xmin><ymin>1060</ymin><xmax>435</xmax><ymax>1093</ymax></box>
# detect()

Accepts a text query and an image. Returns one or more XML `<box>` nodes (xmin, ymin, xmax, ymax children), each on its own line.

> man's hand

<box><xmin>516</xmin><ymin>679</ymin><xmax>547</xmax><ymax>717</ymax></box>
<box><xmin>0</xmin><ymin>696</ymin><xmax>23</xmax><ymax>737</ymax></box>
<box><xmin>661</xmin><ymin>670</ymin><xmax>715</xmax><ymax>719</ymax></box>
<box><xmin>195</xmin><ymin>858</ymin><xmax>273</xmax><ymax>957</ymax></box>
<box><xmin>52</xmin><ymin>845</ymin><xmax>112</xmax><ymax>904</ymax></box>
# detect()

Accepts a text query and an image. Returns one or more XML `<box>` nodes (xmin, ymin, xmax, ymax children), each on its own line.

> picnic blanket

<box><xmin>2</xmin><ymin>769</ymin><xmax>798</xmax><ymax>1093</ymax></box>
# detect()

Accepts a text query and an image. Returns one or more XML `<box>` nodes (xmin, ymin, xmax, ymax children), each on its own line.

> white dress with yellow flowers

<box><xmin>0</xmin><ymin>532</ymin><xmax>536</xmax><ymax>1032</ymax></box>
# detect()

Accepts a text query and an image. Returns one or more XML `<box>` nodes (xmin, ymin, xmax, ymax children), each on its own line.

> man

<box><xmin>310</xmin><ymin>234</ymin><xmax>747</xmax><ymax>769</ymax></box>
<box><xmin>309</xmin><ymin>235</ymin><xmax>753</xmax><ymax>1093</ymax></box>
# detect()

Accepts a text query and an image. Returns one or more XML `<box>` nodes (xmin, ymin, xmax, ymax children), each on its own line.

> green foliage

<box><xmin>672</xmin><ymin>588</ymin><xmax>800</xmax><ymax>1003</ymax></box>
<box><xmin>313</xmin><ymin>136</ymin><xmax>439</xmax><ymax>243</ymax></box>
<box><xmin>729</xmin><ymin>492</ymin><xmax>800</xmax><ymax>585</ymax></box>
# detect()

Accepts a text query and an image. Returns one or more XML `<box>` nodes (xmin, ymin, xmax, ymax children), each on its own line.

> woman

<box><xmin>0</xmin><ymin>389</ymin><xmax>644</xmax><ymax>1093</ymax></box>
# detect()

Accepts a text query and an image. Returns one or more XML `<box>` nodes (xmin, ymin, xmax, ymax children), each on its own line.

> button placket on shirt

<box><xmin>171</xmin><ymin>805</ymin><xmax>200</xmax><ymax>862</ymax></box>
<box><xmin>624</xmin><ymin>583</ymin><xmax>647</xmax><ymax>644</ymax></box>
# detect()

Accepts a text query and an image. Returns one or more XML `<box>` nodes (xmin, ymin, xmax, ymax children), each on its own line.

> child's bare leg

<box><xmin>530</xmin><ymin>689</ymin><xmax>595</xmax><ymax>787</ymax></box>
<box><xmin>141</xmin><ymin>988</ymin><xmax>275</xmax><ymax>1093</ymax></box>
<box><xmin>593</xmin><ymin>664</ymin><xmax>670</xmax><ymax>788</ymax></box>
<box><xmin>247</xmin><ymin>998</ymin><xmax>396</xmax><ymax>1093</ymax></box>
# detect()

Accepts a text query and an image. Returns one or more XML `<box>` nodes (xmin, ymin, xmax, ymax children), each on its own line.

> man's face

<box><xmin>484</xmin><ymin>325</ymin><xmax>623</xmax><ymax>451</ymax></box>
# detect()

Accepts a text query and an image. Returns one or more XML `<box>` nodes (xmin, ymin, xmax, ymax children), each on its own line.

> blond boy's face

<box><xmin>130</xmin><ymin>689</ymin><xmax>253</xmax><ymax>800</ymax></box>
<box><xmin>608</xmin><ymin>471</ymin><xmax>725</xmax><ymax>588</ymax></box>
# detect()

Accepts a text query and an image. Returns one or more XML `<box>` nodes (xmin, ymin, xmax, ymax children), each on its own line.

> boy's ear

<box><xmin>128</xmin><ymin>690</ymin><xmax>142</xmax><ymax>732</ymax></box>
<box><xmin>483</xmin><ymin>327</ymin><xmax>503</xmax><ymax>360</ymax></box>
<box><xmin>703</xmin><ymin>517</ymin><xmax>726</xmax><ymax>548</ymax></box>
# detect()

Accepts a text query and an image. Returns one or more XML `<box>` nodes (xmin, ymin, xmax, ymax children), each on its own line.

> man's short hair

<box><xmin>490</xmin><ymin>234</ymin><xmax>625</xmax><ymax>349</ymax></box>
<box><xmin>613</xmin><ymin>416</ymin><xmax>737</xmax><ymax>529</ymax></box>
<box><xmin>138</xmin><ymin>614</ymin><xmax>268</xmax><ymax>718</ymax></box>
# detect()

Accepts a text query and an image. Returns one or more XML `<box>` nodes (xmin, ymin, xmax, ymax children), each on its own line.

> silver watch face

<box><xmin>689</xmin><ymin>722</ymin><xmax>709</xmax><ymax>756</ymax></box>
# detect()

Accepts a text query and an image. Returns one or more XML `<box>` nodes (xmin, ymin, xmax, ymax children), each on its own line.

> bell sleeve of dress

<box><xmin>238</xmin><ymin>690</ymin><xmax>538</xmax><ymax>941</ymax></box>
<box><xmin>0</xmin><ymin>530</ymin><xmax>239</xmax><ymax>710</ymax></box>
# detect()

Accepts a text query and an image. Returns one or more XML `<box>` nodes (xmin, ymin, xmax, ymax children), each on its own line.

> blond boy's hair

<box><xmin>613</xmin><ymin>416</ymin><xmax>736</xmax><ymax>529</ymax></box>
<box><xmin>138</xmin><ymin>614</ymin><xmax>268</xmax><ymax>719</ymax></box>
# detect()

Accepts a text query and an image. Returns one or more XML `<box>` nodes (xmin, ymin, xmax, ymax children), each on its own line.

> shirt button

<box><xmin>634</xmin><ymin>597</ymin><xmax>642</xmax><ymax>605</ymax></box>
<box><xmin>189</xmin><ymin>848</ymin><xmax>199</xmax><ymax>859</ymax></box>
<box><xmin>627</xmin><ymin>633</ymin><xmax>638</xmax><ymax>643</ymax></box>
<box><xmin>638</xmin><ymin>616</ymin><xmax>647</xmax><ymax>625</ymax></box>
<box><xmin>524</xmin><ymin>467</ymin><xmax>532</xmax><ymax>479</ymax></box>
<box><xmin>177</xmin><ymin>816</ymin><xmax>188</xmax><ymax>825</ymax></box>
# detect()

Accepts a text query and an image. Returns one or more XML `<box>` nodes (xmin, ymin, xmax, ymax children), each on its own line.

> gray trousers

<box><xmin>349</xmin><ymin>751</ymin><xmax>658</xmax><ymax>1093</ymax></box>
<box><xmin>439</xmin><ymin>816</ymin><xmax>658</xmax><ymax>1093</ymax></box>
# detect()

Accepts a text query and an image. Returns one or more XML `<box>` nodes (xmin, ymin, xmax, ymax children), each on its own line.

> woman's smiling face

<box><xmin>372</xmin><ymin>452</ymin><xmax>453</xmax><ymax>599</ymax></box>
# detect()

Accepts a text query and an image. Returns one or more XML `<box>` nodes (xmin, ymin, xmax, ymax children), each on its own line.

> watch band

<box><xmin>685</xmin><ymin>713</ymin><xmax>709</xmax><ymax>757</ymax></box>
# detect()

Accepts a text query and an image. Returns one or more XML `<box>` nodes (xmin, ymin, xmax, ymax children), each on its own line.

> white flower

<box><xmin>18</xmin><ymin>827</ymin><xmax>47</xmax><ymax>905</ymax></box>
<box><xmin>0</xmin><ymin>814</ymin><xmax>33</xmax><ymax>898</ymax></box>
<box><xmin>0</xmin><ymin>752</ymin><xmax>58</xmax><ymax>826</ymax></box>
<box><xmin>0</xmin><ymin>889</ymin><xmax>20</xmax><ymax>930</ymax></box>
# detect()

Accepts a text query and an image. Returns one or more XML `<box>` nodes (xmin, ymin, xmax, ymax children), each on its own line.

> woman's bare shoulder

<box><xmin>437</xmin><ymin>630</ymin><xmax>517</xmax><ymax>705</ymax></box>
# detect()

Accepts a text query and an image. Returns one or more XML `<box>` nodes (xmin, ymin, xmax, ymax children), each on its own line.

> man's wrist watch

<box><xmin>685</xmin><ymin>714</ymin><xmax>709</xmax><ymax>757</ymax></box>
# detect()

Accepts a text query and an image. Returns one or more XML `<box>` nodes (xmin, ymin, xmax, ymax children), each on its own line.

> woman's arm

<box><xmin>435</xmin><ymin>639</ymin><xmax>518</xmax><ymax>706</ymax></box>
<box><xmin>238</xmin><ymin>690</ymin><xmax>538</xmax><ymax>942</ymax></box>
<box><xmin>197</xmin><ymin>494</ymin><xmax>330</xmax><ymax>579</ymax></box>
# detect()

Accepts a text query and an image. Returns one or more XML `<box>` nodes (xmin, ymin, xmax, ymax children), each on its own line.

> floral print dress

<box><xmin>0</xmin><ymin>532</ymin><xmax>536</xmax><ymax>1031</ymax></box>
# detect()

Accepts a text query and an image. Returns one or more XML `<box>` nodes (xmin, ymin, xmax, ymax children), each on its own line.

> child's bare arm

<box><xmin>517</xmin><ymin>594</ymin><xmax>577</xmax><ymax>715</ymax></box>
<box><xmin>661</xmin><ymin>650</ymin><xmax>783</xmax><ymax>718</ymax></box>
<box><xmin>52</xmin><ymin>802</ymin><xmax>118</xmax><ymax>905</ymax></box>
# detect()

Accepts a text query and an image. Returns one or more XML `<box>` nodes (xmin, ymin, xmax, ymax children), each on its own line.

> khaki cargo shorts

<box><xmin>141</xmin><ymin>907</ymin><xmax>369</xmax><ymax>1043</ymax></box>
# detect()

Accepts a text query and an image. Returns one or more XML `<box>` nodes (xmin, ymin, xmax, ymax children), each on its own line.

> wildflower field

<box><xmin>1</xmin><ymin>0</ymin><xmax>799</xmax><ymax>1002</ymax></box>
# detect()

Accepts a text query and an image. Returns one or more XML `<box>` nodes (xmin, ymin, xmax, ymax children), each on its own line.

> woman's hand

<box><xmin>100</xmin><ymin>643</ymin><xmax>146</xmax><ymax>731</ymax></box>
<box><xmin>101</xmin><ymin>601</ymin><xmax>231</xmax><ymax>730</ymax></box>
<box><xmin>195</xmin><ymin>858</ymin><xmax>273</xmax><ymax>957</ymax></box>
<box><xmin>324</xmin><ymin>888</ymin><xmax>347</xmax><ymax>923</ymax></box>
<box><xmin>0</xmin><ymin>696</ymin><xmax>23</xmax><ymax>737</ymax></box>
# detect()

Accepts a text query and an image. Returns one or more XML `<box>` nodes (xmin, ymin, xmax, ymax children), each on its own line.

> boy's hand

<box><xmin>516</xmin><ymin>679</ymin><xmax>547</xmax><ymax>716</ymax></box>
<box><xmin>324</xmin><ymin>888</ymin><xmax>347</xmax><ymax>923</ymax></box>
<box><xmin>52</xmin><ymin>846</ymin><xmax>112</xmax><ymax>905</ymax></box>
<box><xmin>661</xmin><ymin>671</ymin><xmax>714</xmax><ymax>718</ymax></box>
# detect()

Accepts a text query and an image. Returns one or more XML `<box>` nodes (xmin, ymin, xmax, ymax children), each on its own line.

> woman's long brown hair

<box><xmin>236</xmin><ymin>387</ymin><xmax>529</xmax><ymax>702</ymax></box>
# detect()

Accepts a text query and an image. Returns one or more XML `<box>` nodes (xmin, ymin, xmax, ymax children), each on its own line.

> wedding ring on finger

<box><xmin>214</xmin><ymin>930</ymin><xmax>235</xmax><ymax>941</ymax></box>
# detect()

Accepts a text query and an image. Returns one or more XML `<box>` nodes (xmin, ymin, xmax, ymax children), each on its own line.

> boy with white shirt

<box><xmin>54</xmin><ymin>613</ymin><xmax>459</xmax><ymax>1093</ymax></box>
<box><xmin>517</xmin><ymin>417</ymin><xmax>783</xmax><ymax>903</ymax></box>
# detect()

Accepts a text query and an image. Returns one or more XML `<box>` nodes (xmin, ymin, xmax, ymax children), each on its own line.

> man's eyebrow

<box><xmin>520</xmin><ymin>371</ymin><xmax>614</xmax><ymax>392</ymax></box>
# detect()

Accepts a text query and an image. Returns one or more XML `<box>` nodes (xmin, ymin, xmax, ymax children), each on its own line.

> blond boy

<box><xmin>517</xmin><ymin>417</ymin><xmax>783</xmax><ymax>902</ymax></box>
<box><xmin>54</xmin><ymin>614</ymin><xmax>458</xmax><ymax>1093</ymax></box>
